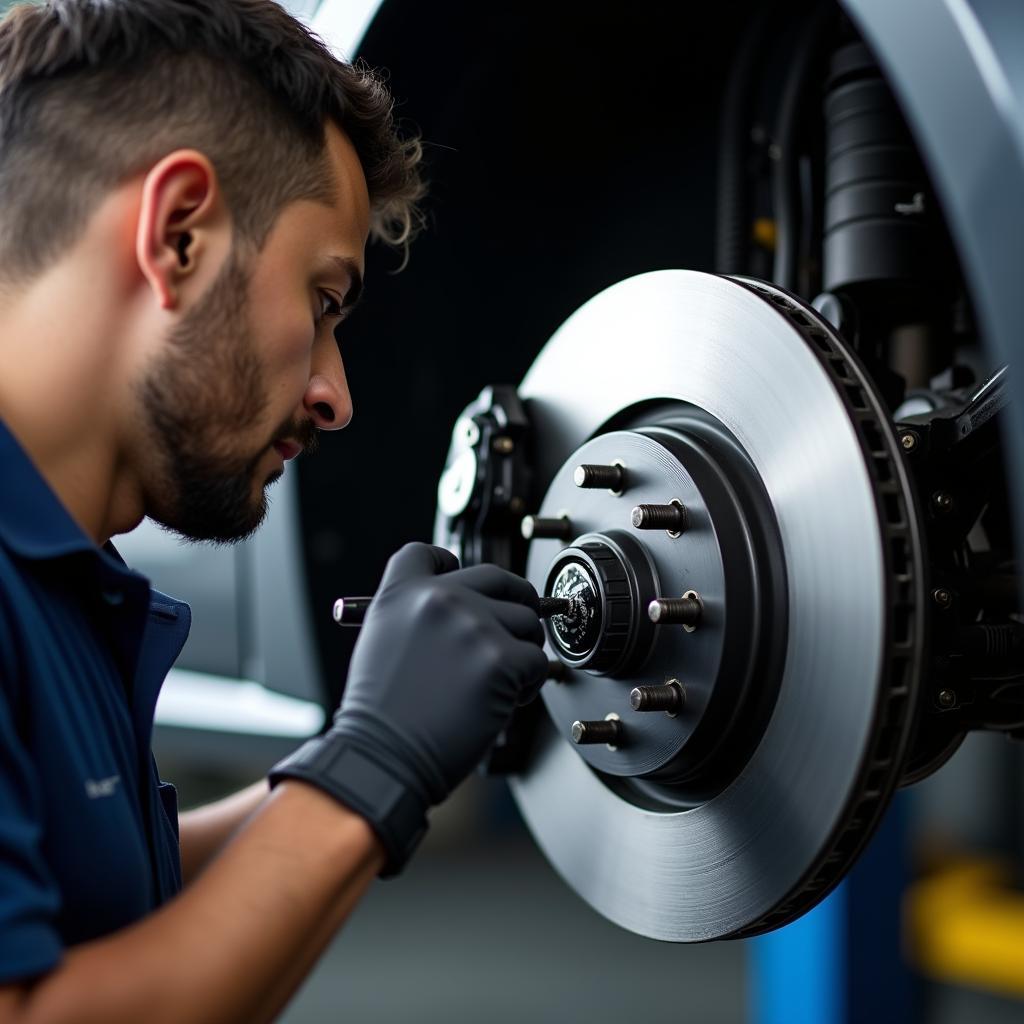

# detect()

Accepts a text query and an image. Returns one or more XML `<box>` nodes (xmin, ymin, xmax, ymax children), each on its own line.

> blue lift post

<box><xmin>750</xmin><ymin>793</ymin><xmax>918</xmax><ymax>1024</ymax></box>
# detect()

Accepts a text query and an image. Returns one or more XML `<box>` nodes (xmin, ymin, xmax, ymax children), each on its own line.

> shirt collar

<box><xmin>0</xmin><ymin>418</ymin><xmax>136</xmax><ymax>579</ymax></box>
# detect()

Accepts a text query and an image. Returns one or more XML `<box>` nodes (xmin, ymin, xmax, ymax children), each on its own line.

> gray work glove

<box><xmin>269</xmin><ymin>542</ymin><xmax>548</xmax><ymax>875</ymax></box>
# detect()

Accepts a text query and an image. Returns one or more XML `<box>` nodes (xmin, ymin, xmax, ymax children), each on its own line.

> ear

<box><xmin>135</xmin><ymin>150</ymin><xmax>224</xmax><ymax>311</ymax></box>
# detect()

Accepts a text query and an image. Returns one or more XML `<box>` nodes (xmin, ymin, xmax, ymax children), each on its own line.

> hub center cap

<box><xmin>548</xmin><ymin>562</ymin><xmax>600</xmax><ymax>657</ymax></box>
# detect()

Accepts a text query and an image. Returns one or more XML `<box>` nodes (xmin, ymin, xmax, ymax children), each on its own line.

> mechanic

<box><xmin>0</xmin><ymin>1</ymin><xmax>549</xmax><ymax>1020</ymax></box>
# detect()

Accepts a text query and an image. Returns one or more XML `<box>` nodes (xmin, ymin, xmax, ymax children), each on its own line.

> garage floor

<box><xmin>163</xmin><ymin>757</ymin><xmax>1023</xmax><ymax>1024</ymax></box>
<box><xmin>279</xmin><ymin>828</ymin><xmax>746</xmax><ymax>1024</ymax></box>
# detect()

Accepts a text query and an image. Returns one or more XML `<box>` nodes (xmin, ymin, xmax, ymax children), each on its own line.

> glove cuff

<box><xmin>269</xmin><ymin>737</ymin><xmax>429</xmax><ymax>878</ymax></box>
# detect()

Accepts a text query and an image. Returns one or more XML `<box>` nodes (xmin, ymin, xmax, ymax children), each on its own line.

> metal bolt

<box><xmin>539</xmin><ymin>597</ymin><xmax>573</xmax><ymax>619</ymax></box>
<box><xmin>932</xmin><ymin>491</ymin><xmax>953</xmax><ymax>512</ymax></box>
<box><xmin>631</xmin><ymin>501</ymin><xmax>688</xmax><ymax>536</ymax></box>
<box><xmin>458</xmin><ymin>417</ymin><xmax>481</xmax><ymax>447</ymax></box>
<box><xmin>570</xmin><ymin>716</ymin><xmax>622</xmax><ymax>746</ymax></box>
<box><xmin>630</xmin><ymin>680</ymin><xmax>684</xmax><ymax>716</ymax></box>
<box><xmin>492</xmin><ymin>436</ymin><xmax>515</xmax><ymax>455</ymax></box>
<box><xmin>521</xmin><ymin>515</ymin><xmax>573</xmax><ymax>541</ymax></box>
<box><xmin>574</xmin><ymin>463</ymin><xmax>625</xmax><ymax>493</ymax></box>
<box><xmin>932</xmin><ymin>587</ymin><xmax>953</xmax><ymax>609</ymax></box>
<box><xmin>648</xmin><ymin>591</ymin><xmax>703</xmax><ymax>630</ymax></box>
<box><xmin>900</xmin><ymin>431</ymin><xmax>919</xmax><ymax>453</ymax></box>
<box><xmin>937</xmin><ymin>689</ymin><xmax>957</xmax><ymax>709</ymax></box>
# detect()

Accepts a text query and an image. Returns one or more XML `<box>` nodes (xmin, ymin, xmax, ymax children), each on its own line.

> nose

<box><xmin>303</xmin><ymin>338</ymin><xmax>353</xmax><ymax>431</ymax></box>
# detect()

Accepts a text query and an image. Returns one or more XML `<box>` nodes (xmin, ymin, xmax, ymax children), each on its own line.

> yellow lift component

<box><xmin>907</xmin><ymin>859</ymin><xmax>1024</xmax><ymax>999</ymax></box>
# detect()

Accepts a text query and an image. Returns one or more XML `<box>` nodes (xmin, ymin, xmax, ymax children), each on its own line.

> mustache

<box><xmin>273</xmin><ymin>416</ymin><xmax>319</xmax><ymax>456</ymax></box>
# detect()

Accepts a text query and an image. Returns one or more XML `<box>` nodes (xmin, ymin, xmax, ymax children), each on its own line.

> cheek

<box><xmin>257</xmin><ymin>309</ymin><xmax>316</xmax><ymax>402</ymax></box>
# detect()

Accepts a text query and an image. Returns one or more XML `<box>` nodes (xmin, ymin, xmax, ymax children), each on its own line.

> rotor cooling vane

<box><xmin>436</xmin><ymin>270</ymin><xmax>958</xmax><ymax>941</ymax></box>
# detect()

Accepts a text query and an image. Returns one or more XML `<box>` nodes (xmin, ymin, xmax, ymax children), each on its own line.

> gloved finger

<box><xmin>380</xmin><ymin>542</ymin><xmax>460</xmax><ymax>588</ymax></box>
<box><xmin>482</xmin><ymin>595</ymin><xmax>545</xmax><ymax>646</ymax></box>
<box><xmin>450</xmin><ymin>564</ymin><xmax>540</xmax><ymax>610</ymax></box>
<box><xmin>512</xmin><ymin>641</ymin><xmax>552</xmax><ymax>704</ymax></box>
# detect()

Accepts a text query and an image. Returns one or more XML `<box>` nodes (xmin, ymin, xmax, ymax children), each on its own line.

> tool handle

<box><xmin>332</xmin><ymin>594</ymin><xmax>570</xmax><ymax>627</ymax></box>
<box><xmin>539</xmin><ymin>597</ymin><xmax>572</xmax><ymax>618</ymax></box>
<box><xmin>332</xmin><ymin>596</ymin><xmax>374</xmax><ymax>626</ymax></box>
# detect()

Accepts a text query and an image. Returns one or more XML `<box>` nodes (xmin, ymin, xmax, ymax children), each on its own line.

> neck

<box><xmin>0</xmin><ymin>257</ymin><xmax>146</xmax><ymax>546</ymax></box>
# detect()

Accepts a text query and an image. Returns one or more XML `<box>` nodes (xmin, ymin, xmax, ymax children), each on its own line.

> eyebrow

<box><xmin>327</xmin><ymin>255</ymin><xmax>364</xmax><ymax>313</ymax></box>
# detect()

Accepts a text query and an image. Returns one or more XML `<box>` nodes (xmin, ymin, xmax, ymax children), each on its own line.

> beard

<box><xmin>137</xmin><ymin>246</ymin><xmax>316</xmax><ymax>544</ymax></box>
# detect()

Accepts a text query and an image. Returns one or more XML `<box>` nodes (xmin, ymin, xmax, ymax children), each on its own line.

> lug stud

<box><xmin>521</xmin><ymin>515</ymin><xmax>574</xmax><ymax>541</ymax></box>
<box><xmin>574</xmin><ymin>463</ymin><xmax>625</xmax><ymax>493</ymax></box>
<box><xmin>570</xmin><ymin>717</ymin><xmax>622</xmax><ymax>746</ymax></box>
<box><xmin>632</xmin><ymin>501</ymin><xmax>688</xmax><ymax>536</ymax></box>
<box><xmin>648</xmin><ymin>591</ymin><xmax>703</xmax><ymax>630</ymax></box>
<box><xmin>630</xmin><ymin>681</ymin><xmax>685</xmax><ymax>715</ymax></box>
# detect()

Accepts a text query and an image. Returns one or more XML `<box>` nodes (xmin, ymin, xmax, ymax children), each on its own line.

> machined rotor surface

<box><xmin>510</xmin><ymin>270</ymin><xmax>923</xmax><ymax>941</ymax></box>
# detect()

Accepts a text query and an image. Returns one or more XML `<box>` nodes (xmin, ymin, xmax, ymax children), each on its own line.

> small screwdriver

<box><xmin>333</xmin><ymin>594</ymin><xmax>573</xmax><ymax>627</ymax></box>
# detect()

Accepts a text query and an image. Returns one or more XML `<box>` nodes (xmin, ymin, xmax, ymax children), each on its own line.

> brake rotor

<box><xmin>508</xmin><ymin>270</ymin><xmax>925</xmax><ymax>941</ymax></box>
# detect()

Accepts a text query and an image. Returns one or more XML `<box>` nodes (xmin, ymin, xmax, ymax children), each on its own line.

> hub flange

<box><xmin>531</xmin><ymin>425</ymin><xmax>785</xmax><ymax>790</ymax></box>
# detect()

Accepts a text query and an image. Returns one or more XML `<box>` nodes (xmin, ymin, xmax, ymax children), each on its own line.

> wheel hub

<box><xmin>532</xmin><ymin>424</ymin><xmax>786</xmax><ymax>789</ymax></box>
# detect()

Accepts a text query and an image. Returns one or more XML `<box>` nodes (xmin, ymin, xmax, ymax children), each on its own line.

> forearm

<box><xmin>2</xmin><ymin>782</ymin><xmax>384</xmax><ymax>1024</ymax></box>
<box><xmin>179</xmin><ymin>780</ymin><xmax>270</xmax><ymax>884</ymax></box>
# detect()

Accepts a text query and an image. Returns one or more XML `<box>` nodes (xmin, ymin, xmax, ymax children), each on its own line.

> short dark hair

<box><xmin>0</xmin><ymin>0</ymin><xmax>425</xmax><ymax>281</ymax></box>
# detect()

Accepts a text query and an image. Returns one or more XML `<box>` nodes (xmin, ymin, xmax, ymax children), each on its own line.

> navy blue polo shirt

<box><xmin>0</xmin><ymin>419</ymin><xmax>188</xmax><ymax>981</ymax></box>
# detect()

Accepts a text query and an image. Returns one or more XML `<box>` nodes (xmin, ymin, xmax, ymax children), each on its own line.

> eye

<box><xmin>315</xmin><ymin>289</ymin><xmax>345</xmax><ymax>327</ymax></box>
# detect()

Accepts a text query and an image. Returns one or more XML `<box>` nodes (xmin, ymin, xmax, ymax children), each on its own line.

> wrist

<box><xmin>269</xmin><ymin>735</ymin><xmax>430</xmax><ymax>877</ymax></box>
<box><xmin>271</xmin><ymin>778</ymin><xmax>386</xmax><ymax>871</ymax></box>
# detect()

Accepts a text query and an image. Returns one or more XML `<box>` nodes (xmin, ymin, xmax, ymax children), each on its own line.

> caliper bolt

<box><xmin>932</xmin><ymin>587</ymin><xmax>953</xmax><ymax>609</ymax></box>
<box><xmin>631</xmin><ymin>501</ymin><xmax>688</xmax><ymax>536</ymax></box>
<box><xmin>630</xmin><ymin>681</ymin><xmax>685</xmax><ymax>716</ymax></box>
<box><xmin>521</xmin><ymin>515</ymin><xmax>574</xmax><ymax>541</ymax></box>
<box><xmin>900</xmin><ymin>431</ymin><xmax>919</xmax><ymax>453</ymax></box>
<box><xmin>574</xmin><ymin>463</ymin><xmax>625</xmax><ymax>493</ymax></box>
<box><xmin>492</xmin><ymin>436</ymin><xmax>515</xmax><ymax>455</ymax></box>
<box><xmin>937</xmin><ymin>689</ymin><xmax>957</xmax><ymax>709</ymax></box>
<box><xmin>571</xmin><ymin>716</ymin><xmax>622</xmax><ymax>746</ymax></box>
<box><xmin>932</xmin><ymin>491</ymin><xmax>954</xmax><ymax>513</ymax></box>
<box><xmin>648</xmin><ymin>591</ymin><xmax>703</xmax><ymax>630</ymax></box>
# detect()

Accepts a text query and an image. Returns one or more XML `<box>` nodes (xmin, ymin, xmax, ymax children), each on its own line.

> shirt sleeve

<box><xmin>0</xmin><ymin>605</ymin><xmax>62</xmax><ymax>983</ymax></box>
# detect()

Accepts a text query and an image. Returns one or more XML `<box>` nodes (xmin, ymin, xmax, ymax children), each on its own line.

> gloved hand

<box><xmin>269</xmin><ymin>543</ymin><xmax>549</xmax><ymax>875</ymax></box>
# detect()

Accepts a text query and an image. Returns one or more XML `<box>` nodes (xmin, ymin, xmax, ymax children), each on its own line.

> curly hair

<box><xmin>0</xmin><ymin>0</ymin><xmax>425</xmax><ymax>280</ymax></box>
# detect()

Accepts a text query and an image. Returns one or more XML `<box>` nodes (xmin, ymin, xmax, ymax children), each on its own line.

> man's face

<box><xmin>140</xmin><ymin>125</ymin><xmax>369</xmax><ymax>543</ymax></box>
